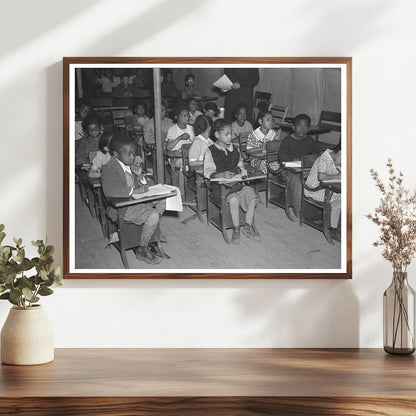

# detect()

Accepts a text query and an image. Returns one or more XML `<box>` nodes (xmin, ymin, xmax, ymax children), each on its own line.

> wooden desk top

<box><xmin>1</xmin><ymin>348</ymin><xmax>415</xmax><ymax>397</ymax></box>
<box><xmin>1</xmin><ymin>349</ymin><xmax>415</xmax><ymax>415</ymax></box>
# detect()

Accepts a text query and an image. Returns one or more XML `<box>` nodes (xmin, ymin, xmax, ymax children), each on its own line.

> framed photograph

<box><xmin>63</xmin><ymin>57</ymin><xmax>352</xmax><ymax>279</ymax></box>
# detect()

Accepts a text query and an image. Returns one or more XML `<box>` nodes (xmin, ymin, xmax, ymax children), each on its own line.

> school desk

<box><xmin>106</xmin><ymin>188</ymin><xmax>177</xmax><ymax>268</ymax></box>
<box><xmin>206</xmin><ymin>173</ymin><xmax>265</xmax><ymax>244</ymax></box>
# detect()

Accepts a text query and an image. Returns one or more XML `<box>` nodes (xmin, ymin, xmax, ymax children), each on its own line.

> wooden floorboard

<box><xmin>74</xmin><ymin>187</ymin><xmax>341</xmax><ymax>270</ymax></box>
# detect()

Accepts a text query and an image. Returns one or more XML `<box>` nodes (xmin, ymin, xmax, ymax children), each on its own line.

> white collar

<box><xmin>196</xmin><ymin>134</ymin><xmax>211</xmax><ymax>144</ymax></box>
<box><xmin>214</xmin><ymin>142</ymin><xmax>234</xmax><ymax>153</ymax></box>
<box><xmin>254</xmin><ymin>127</ymin><xmax>274</xmax><ymax>139</ymax></box>
<box><xmin>116</xmin><ymin>158</ymin><xmax>132</xmax><ymax>175</ymax></box>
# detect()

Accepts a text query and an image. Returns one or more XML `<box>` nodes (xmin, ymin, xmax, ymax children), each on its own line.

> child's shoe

<box><xmin>135</xmin><ymin>246</ymin><xmax>162</xmax><ymax>265</ymax></box>
<box><xmin>251</xmin><ymin>225</ymin><xmax>261</xmax><ymax>242</ymax></box>
<box><xmin>231</xmin><ymin>227</ymin><xmax>240</xmax><ymax>245</ymax></box>
<box><xmin>242</xmin><ymin>224</ymin><xmax>254</xmax><ymax>239</ymax></box>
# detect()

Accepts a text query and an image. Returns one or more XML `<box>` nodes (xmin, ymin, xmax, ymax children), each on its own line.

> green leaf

<box><xmin>38</xmin><ymin>287</ymin><xmax>54</xmax><ymax>296</ymax></box>
<box><xmin>17</xmin><ymin>248</ymin><xmax>25</xmax><ymax>263</ymax></box>
<box><xmin>0</xmin><ymin>286</ymin><xmax>7</xmax><ymax>294</ymax></box>
<box><xmin>45</xmin><ymin>245</ymin><xmax>55</xmax><ymax>256</ymax></box>
<box><xmin>0</xmin><ymin>232</ymin><xmax>5</xmax><ymax>244</ymax></box>
<box><xmin>0</xmin><ymin>224</ymin><xmax>5</xmax><ymax>232</ymax></box>
<box><xmin>9</xmin><ymin>288</ymin><xmax>21</xmax><ymax>301</ymax></box>
<box><xmin>13</xmin><ymin>237</ymin><xmax>22</xmax><ymax>248</ymax></box>
<box><xmin>39</xmin><ymin>269</ymin><xmax>48</xmax><ymax>281</ymax></box>
<box><xmin>22</xmin><ymin>287</ymin><xmax>34</xmax><ymax>301</ymax></box>
<box><xmin>0</xmin><ymin>270</ymin><xmax>17</xmax><ymax>285</ymax></box>
<box><xmin>51</xmin><ymin>267</ymin><xmax>63</xmax><ymax>285</ymax></box>
<box><xmin>17</xmin><ymin>276</ymin><xmax>35</xmax><ymax>291</ymax></box>
<box><xmin>20</xmin><ymin>258</ymin><xmax>34</xmax><ymax>271</ymax></box>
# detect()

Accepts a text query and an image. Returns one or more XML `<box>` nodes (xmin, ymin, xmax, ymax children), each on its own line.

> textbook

<box><xmin>132</xmin><ymin>184</ymin><xmax>172</xmax><ymax>199</ymax></box>
<box><xmin>213</xmin><ymin>74</ymin><xmax>233</xmax><ymax>91</ymax></box>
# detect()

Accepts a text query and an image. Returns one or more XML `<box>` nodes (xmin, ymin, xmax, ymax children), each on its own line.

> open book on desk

<box><xmin>132</xmin><ymin>184</ymin><xmax>172</xmax><ymax>200</ymax></box>
<box><xmin>210</xmin><ymin>173</ymin><xmax>266</xmax><ymax>183</ymax></box>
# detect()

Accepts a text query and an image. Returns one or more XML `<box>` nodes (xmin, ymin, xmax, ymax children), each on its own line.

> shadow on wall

<box><xmin>1</xmin><ymin>0</ymin><xmax>100</xmax><ymax>57</ymax></box>
<box><xmin>46</xmin><ymin>0</ymin><xmax>205</xmax><ymax>263</ymax></box>
<box><xmin>233</xmin><ymin>280</ymin><xmax>359</xmax><ymax>348</ymax></box>
<box><xmin>78</xmin><ymin>0</ymin><xmax>205</xmax><ymax>55</ymax></box>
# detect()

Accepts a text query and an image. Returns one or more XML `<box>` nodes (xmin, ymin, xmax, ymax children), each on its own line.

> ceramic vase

<box><xmin>1</xmin><ymin>305</ymin><xmax>54</xmax><ymax>365</ymax></box>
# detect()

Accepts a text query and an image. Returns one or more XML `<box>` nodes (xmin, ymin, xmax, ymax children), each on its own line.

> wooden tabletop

<box><xmin>1</xmin><ymin>349</ymin><xmax>416</xmax><ymax>415</ymax></box>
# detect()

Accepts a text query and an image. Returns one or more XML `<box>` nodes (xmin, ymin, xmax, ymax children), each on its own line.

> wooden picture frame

<box><xmin>63</xmin><ymin>57</ymin><xmax>352</xmax><ymax>279</ymax></box>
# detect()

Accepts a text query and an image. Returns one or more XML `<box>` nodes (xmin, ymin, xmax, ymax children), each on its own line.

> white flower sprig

<box><xmin>366</xmin><ymin>159</ymin><xmax>416</xmax><ymax>272</ymax></box>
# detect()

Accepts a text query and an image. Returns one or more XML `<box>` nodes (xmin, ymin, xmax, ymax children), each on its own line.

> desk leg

<box><xmin>323</xmin><ymin>189</ymin><xmax>334</xmax><ymax>244</ymax></box>
<box><xmin>86</xmin><ymin>187</ymin><xmax>96</xmax><ymax>218</ymax></box>
<box><xmin>118</xmin><ymin>213</ymin><xmax>130</xmax><ymax>269</ymax></box>
<box><xmin>97</xmin><ymin>189</ymin><xmax>108</xmax><ymax>239</ymax></box>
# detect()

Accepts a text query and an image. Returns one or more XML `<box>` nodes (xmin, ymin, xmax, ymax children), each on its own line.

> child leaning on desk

<box><xmin>204</xmin><ymin>119</ymin><xmax>261</xmax><ymax>244</ymax></box>
<box><xmin>101</xmin><ymin>134</ymin><xmax>165</xmax><ymax>265</ymax></box>
<box><xmin>305</xmin><ymin>142</ymin><xmax>342</xmax><ymax>241</ymax></box>
<box><xmin>246</xmin><ymin>110</ymin><xmax>280</xmax><ymax>174</ymax></box>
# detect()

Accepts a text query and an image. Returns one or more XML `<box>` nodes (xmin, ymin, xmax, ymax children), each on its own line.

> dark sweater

<box><xmin>209</xmin><ymin>144</ymin><xmax>241</xmax><ymax>177</ymax></box>
<box><xmin>278</xmin><ymin>135</ymin><xmax>320</xmax><ymax>162</ymax></box>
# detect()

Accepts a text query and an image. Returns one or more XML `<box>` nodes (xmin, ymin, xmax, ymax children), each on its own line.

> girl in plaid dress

<box><xmin>246</xmin><ymin>111</ymin><xmax>281</xmax><ymax>174</ymax></box>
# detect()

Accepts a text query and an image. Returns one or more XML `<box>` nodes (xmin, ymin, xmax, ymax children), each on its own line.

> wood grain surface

<box><xmin>1</xmin><ymin>348</ymin><xmax>415</xmax><ymax>415</ymax></box>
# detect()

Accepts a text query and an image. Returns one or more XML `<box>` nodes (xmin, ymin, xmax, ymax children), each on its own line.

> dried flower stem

<box><xmin>366</xmin><ymin>159</ymin><xmax>416</xmax><ymax>271</ymax></box>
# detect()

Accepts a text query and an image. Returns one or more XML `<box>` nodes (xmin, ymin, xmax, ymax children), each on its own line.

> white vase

<box><xmin>1</xmin><ymin>305</ymin><xmax>54</xmax><ymax>365</ymax></box>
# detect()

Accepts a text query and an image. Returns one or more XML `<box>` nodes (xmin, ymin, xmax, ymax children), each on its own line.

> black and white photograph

<box><xmin>64</xmin><ymin>58</ymin><xmax>351</xmax><ymax>278</ymax></box>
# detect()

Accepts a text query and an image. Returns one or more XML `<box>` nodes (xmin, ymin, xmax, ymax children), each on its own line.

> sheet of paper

<box><xmin>213</xmin><ymin>74</ymin><xmax>233</xmax><ymax>91</ymax></box>
<box><xmin>163</xmin><ymin>185</ymin><xmax>183</xmax><ymax>212</ymax></box>
<box><xmin>283</xmin><ymin>161</ymin><xmax>301</xmax><ymax>168</ymax></box>
<box><xmin>132</xmin><ymin>184</ymin><xmax>172</xmax><ymax>199</ymax></box>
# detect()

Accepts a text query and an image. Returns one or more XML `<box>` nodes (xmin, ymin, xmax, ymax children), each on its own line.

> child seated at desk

<box><xmin>204</xmin><ymin>119</ymin><xmax>260</xmax><ymax>244</ymax></box>
<box><xmin>246</xmin><ymin>110</ymin><xmax>280</xmax><ymax>174</ymax></box>
<box><xmin>161</xmin><ymin>69</ymin><xmax>179</xmax><ymax>98</ymax></box>
<box><xmin>187</xmin><ymin>98</ymin><xmax>202</xmax><ymax>125</ymax></box>
<box><xmin>231</xmin><ymin>103</ymin><xmax>253</xmax><ymax>142</ymax></box>
<box><xmin>75</xmin><ymin>101</ymin><xmax>91</xmax><ymax>141</ymax></box>
<box><xmin>204</xmin><ymin>102</ymin><xmax>219</xmax><ymax>122</ymax></box>
<box><xmin>278</xmin><ymin>113</ymin><xmax>321</xmax><ymax>218</ymax></box>
<box><xmin>88</xmin><ymin>133</ymin><xmax>113</xmax><ymax>178</ymax></box>
<box><xmin>305</xmin><ymin>142</ymin><xmax>342</xmax><ymax>240</ymax></box>
<box><xmin>143</xmin><ymin>101</ymin><xmax>173</xmax><ymax>145</ymax></box>
<box><xmin>75</xmin><ymin>114</ymin><xmax>103</xmax><ymax>165</ymax></box>
<box><xmin>165</xmin><ymin>105</ymin><xmax>194</xmax><ymax>168</ymax></box>
<box><xmin>101</xmin><ymin>134</ymin><xmax>165</xmax><ymax>265</ymax></box>
<box><xmin>189</xmin><ymin>115</ymin><xmax>213</xmax><ymax>164</ymax></box>
<box><xmin>133</xmin><ymin>102</ymin><xmax>149</xmax><ymax>128</ymax></box>
<box><xmin>181</xmin><ymin>73</ymin><xmax>201</xmax><ymax>101</ymax></box>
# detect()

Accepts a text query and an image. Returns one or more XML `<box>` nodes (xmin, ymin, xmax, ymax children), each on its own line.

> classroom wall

<box><xmin>1</xmin><ymin>0</ymin><xmax>415</xmax><ymax>348</ymax></box>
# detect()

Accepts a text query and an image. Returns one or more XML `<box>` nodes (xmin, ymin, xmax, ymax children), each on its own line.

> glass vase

<box><xmin>383</xmin><ymin>271</ymin><xmax>415</xmax><ymax>355</ymax></box>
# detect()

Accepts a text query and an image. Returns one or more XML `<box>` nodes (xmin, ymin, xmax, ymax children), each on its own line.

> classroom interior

<box><xmin>73</xmin><ymin>66</ymin><xmax>343</xmax><ymax>271</ymax></box>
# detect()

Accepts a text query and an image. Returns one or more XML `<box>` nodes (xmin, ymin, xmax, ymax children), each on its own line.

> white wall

<box><xmin>1</xmin><ymin>0</ymin><xmax>415</xmax><ymax>348</ymax></box>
